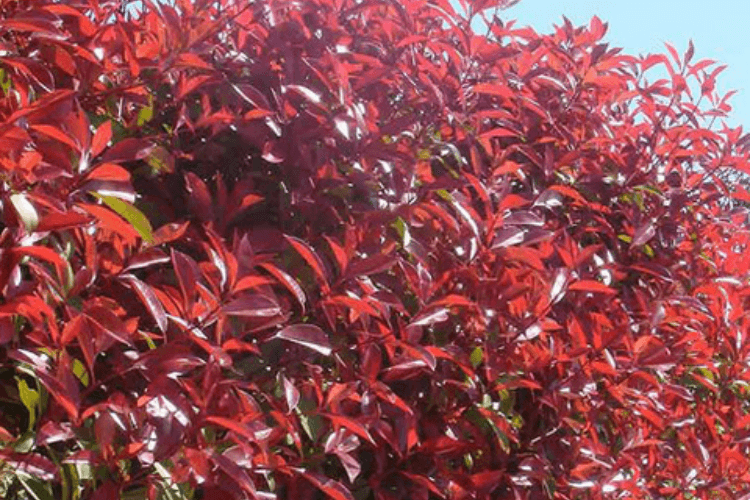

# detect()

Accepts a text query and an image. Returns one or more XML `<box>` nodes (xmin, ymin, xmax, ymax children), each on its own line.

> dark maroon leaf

<box><xmin>503</xmin><ymin>210</ymin><xmax>545</xmax><ymax>226</ymax></box>
<box><xmin>0</xmin><ymin>451</ymin><xmax>57</xmax><ymax>481</ymax></box>
<box><xmin>274</xmin><ymin>324</ymin><xmax>331</xmax><ymax>356</ymax></box>
<box><xmin>300</xmin><ymin>471</ymin><xmax>355</xmax><ymax>500</ymax></box>
<box><xmin>90</xmin><ymin>481</ymin><xmax>119</xmax><ymax>500</ymax></box>
<box><xmin>223</xmin><ymin>293</ymin><xmax>282</xmax><ymax>317</ymax></box>
<box><xmin>282</xmin><ymin>375</ymin><xmax>300</xmax><ymax>413</ymax></box>
<box><xmin>631</xmin><ymin>221</ymin><xmax>657</xmax><ymax>247</ymax></box>
<box><xmin>184</xmin><ymin>172</ymin><xmax>214</xmax><ymax>222</ymax></box>
<box><xmin>124</xmin><ymin>247</ymin><xmax>170</xmax><ymax>271</ymax></box>
<box><xmin>119</xmin><ymin>274</ymin><xmax>168</xmax><ymax>332</ymax></box>
<box><xmin>99</xmin><ymin>138</ymin><xmax>155</xmax><ymax>163</ymax></box>
<box><xmin>171</xmin><ymin>249</ymin><xmax>198</xmax><ymax>310</ymax></box>
<box><xmin>492</xmin><ymin>227</ymin><xmax>524</xmax><ymax>248</ymax></box>
<box><xmin>344</xmin><ymin>254</ymin><xmax>397</xmax><ymax>279</ymax></box>
<box><xmin>0</xmin><ymin>317</ymin><xmax>14</xmax><ymax>344</ymax></box>
<box><xmin>37</xmin><ymin>421</ymin><xmax>74</xmax><ymax>445</ymax></box>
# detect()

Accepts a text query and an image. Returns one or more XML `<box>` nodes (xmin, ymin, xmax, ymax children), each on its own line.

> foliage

<box><xmin>0</xmin><ymin>0</ymin><xmax>749</xmax><ymax>499</ymax></box>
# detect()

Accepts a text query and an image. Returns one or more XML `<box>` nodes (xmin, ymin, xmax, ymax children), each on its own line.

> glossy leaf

<box><xmin>91</xmin><ymin>193</ymin><xmax>154</xmax><ymax>244</ymax></box>
<box><xmin>275</xmin><ymin>324</ymin><xmax>332</xmax><ymax>356</ymax></box>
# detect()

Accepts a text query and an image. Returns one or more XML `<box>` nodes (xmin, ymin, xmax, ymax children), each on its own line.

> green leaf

<box><xmin>121</xmin><ymin>487</ymin><xmax>149</xmax><ymax>500</ymax></box>
<box><xmin>17</xmin><ymin>377</ymin><xmax>39</xmax><ymax>431</ymax></box>
<box><xmin>17</xmin><ymin>474</ymin><xmax>55</xmax><ymax>500</ymax></box>
<box><xmin>470</xmin><ymin>346</ymin><xmax>483</xmax><ymax>368</ymax></box>
<box><xmin>634</xmin><ymin>184</ymin><xmax>664</xmax><ymax>198</ymax></box>
<box><xmin>634</xmin><ymin>191</ymin><xmax>645</xmax><ymax>211</ymax></box>
<box><xmin>13</xmin><ymin>431</ymin><xmax>35</xmax><ymax>453</ymax></box>
<box><xmin>298</xmin><ymin>413</ymin><xmax>323</xmax><ymax>442</ymax></box>
<box><xmin>61</xmin><ymin>463</ymin><xmax>82</xmax><ymax>500</ymax></box>
<box><xmin>152</xmin><ymin>462</ymin><xmax>193</xmax><ymax>500</ymax></box>
<box><xmin>390</xmin><ymin>216</ymin><xmax>411</xmax><ymax>247</ymax></box>
<box><xmin>140</xmin><ymin>331</ymin><xmax>157</xmax><ymax>350</ymax></box>
<box><xmin>145</xmin><ymin>146</ymin><xmax>173</xmax><ymax>175</ymax></box>
<box><xmin>435</xmin><ymin>189</ymin><xmax>453</xmax><ymax>202</ymax></box>
<box><xmin>463</xmin><ymin>452</ymin><xmax>474</xmax><ymax>470</ymax></box>
<box><xmin>91</xmin><ymin>193</ymin><xmax>154</xmax><ymax>244</ymax></box>
<box><xmin>71</xmin><ymin>358</ymin><xmax>89</xmax><ymax>387</ymax></box>
<box><xmin>0</xmin><ymin>68</ymin><xmax>11</xmax><ymax>96</ymax></box>
<box><xmin>137</xmin><ymin>96</ymin><xmax>154</xmax><ymax>126</ymax></box>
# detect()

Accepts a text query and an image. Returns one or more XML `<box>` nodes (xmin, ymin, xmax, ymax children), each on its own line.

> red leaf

<box><xmin>90</xmin><ymin>481</ymin><xmax>119</xmax><ymax>500</ymax></box>
<box><xmin>100</xmin><ymin>138</ymin><xmax>155</xmax><ymax>163</ymax></box>
<box><xmin>152</xmin><ymin>221</ymin><xmax>190</xmax><ymax>245</ymax></box>
<box><xmin>335</xmin><ymin>451</ymin><xmax>361</xmax><ymax>484</ymax></box>
<box><xmin>284</xmin><ymin>235</ymin><xmax>329</xmax><ymax>290</ymax></box>
<box><xmin>473</xmin><ymin>82</ymin><xmax>514</xmax><ymax>100</ymax></box>
<box><xmin>37</xmin><ymin>210</ymin><xmax>91</xmax><ymax>231</ymax></box>
<box><xmin>324</xmin><ymin>235</ymin><xmax>349</xmax><ymax>273</ymax></box>
<box><xmin>568</xmin><ymin>280</ymin><xmax>616</xmax><ymax>294</ymax></box>
<box><xmin>210</xmin><ymin>451</ymin><xmax>258</xmax><ymax>495</ymax></box>
<box><xmin>35</xmin><ymin>422</ymin><xmax>72</xmax><ymax>448</ymax></box>
<box><xmin>185</xmin><ymin>171</ymin><xmax>214</xmax><ymax>222</ymax></box>
<box><xmin>221</xmin><ymin>338</ymin><xmax>261</xmax><ymax>355</ymax></box>
<box><xmin>501</xmin><ymin>247</ymin><xmax>545</xmax><ymax>270</ymax></box>
<box><xmin>283</xmin><ymin>375</ymin><xmax>300</xmax><ymax>413</ymax></box>
<box><xmin>408</xmin><ymin>307</ymin><xmax>449</xmax><ymax>327</ymax></box>
<box><xmin>78</xmin><ymin>203</ymin><xmax>141</xmax><ymax>243</ymax></box>
<box><xmin>1</xmin><ymin>17</ymin><xmax>58</xmax><ymax>35</ymax></box>
<box><xmin>479</xmin><ymin>127</ymin><xmax>519</xmax><ymax>140</ymax></box>
<box><xmin>504</xmin><ymin>210</ymin><xmax>545</xmax><ymax>227</ymax></box>
<box><xmin>237</xmin><ymin>194</ymin><xmax>264</xmax><ymax>211</ymax></box>
<box><xmin>232</xmin><ymin>274</ymin><xmax>274</xmax><ymax>292</ymax></box>
<box><xmin>0</xmin><ymin>317</ymin><xmax>14</xmax><ymax>345</ymax></box>
<box><xmin>258</xmin><ymin>262</ymin><xmax>306</xmax><ymax>310</ymax></box>
<box><xmin>470</xmin><ymin>470</ymin><xmax>505</xmax><ymax>494</ymax></box>
<box><xmin>91</xmin><ymin>120</ymin><xmax>112</xmax><ymax>157</ymax></box>
<box><xmin>85</xmin><ymin>163</ymin><xmax>130</xmax><ymax>182</ymax></box>
<box><xmin>299</xmin><ymin>471</ymin><xmax>355</xmax><ymax>500</ymax></box>
<box><xmin>684</xmin><ymin>39</ymin><xmax>695</xmax><ymax>65</ymax></box>
<box><xmin>431</xmin><ymin>294</ymin><xmax>475</xmax><ymax>308</ymax></box>
<box><xmin>60</xmin><ymin>313</ymin><xmax>84</xmax><ymax>346</ymax></box>
<box><xmin>589</xmin><ymin>16</ymin><xmax>606</xmax><ymax>38</ymax></box>
<box><xmin>0</xmin><ymin>424</ymin><xmax>14</xmax><ymax>441</ymax></box>
<box><xmin>124</xmin><ymin>247</ymin><xmax>170</xmax><ymax>272</ymax></box>
<box><xmin>0</xmin><ymin>451</ymin><xmax>57</xmax><ymax>481</ymax></box>
<box><xmin>665</xmin><ymin>42</ymin><xmax>682</xmax><ymax>68</ymax></box>
<box><xmin>223</xmin><ymin>294</ymin><xmax>281</xmax><ymax>317</ymax></box>
<box><xmin>30</xmin><ymin>124</ymin><xmax>79</xmax><ymax>151</ymax></box>
<box><xmin>546</xmin><ymin>185</ymin><xmax>588</xmax><ymax>204</ymax></box>
<box><xmin>275</xmin><ymin>324</ymin><xmax>332</xmax><ymax>356</ymax></box>
<box><xmin>12</xmin><ymin>245</ymin><xmax>67</xmax><ymax>283</ymax></box>
<box><xmin>631</xmin><ymin>221</ymin><xmax>656</xmax><ymax>247</ymax></box>
<box><xmin>320</xmin><ymin>413</ymin><xmax>376</xmax><ymax>444</ymax></box>
<box><xmin>492</xmin><ymin>227</ymin><xmax>524</xmax><ymax>248</ymax></box>
<box><xmin>119</xmin><ymin>274</ymin><xmax>168</xmax><ymax>332</ymax></box>
<box><xmin>175</xmin><ymin>53</ymin><xmax>214</xmax><ymax>70</ymax></box>
<box><xmin>205</xmin><ymin>416</ymin><xmax>258</xmax><ymax>443</ymax></box>
<box><xmin>325</xmin><ymin>295</ymin><xmax>381</xmax><ymax>318</ymax></box>
<box><xmin>400</xmin><ymin>472</ymin><xmax>445</xmax><ymax>498</ymax></box>
<box><xmin>344</xmin><ymin>254</ymin><xmax>396</xmax><ymax>279</ymax></box>
<box><xmin>171</xmin><ymin>249</ymin><xmax>197</xmax><ymax>310</ymax></box>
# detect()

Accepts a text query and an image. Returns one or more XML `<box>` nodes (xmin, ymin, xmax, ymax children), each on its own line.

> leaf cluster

<box><xmin>0</xmin><ymin>1</ymin><xmax>749</xmax><ymax>499</ymax></box>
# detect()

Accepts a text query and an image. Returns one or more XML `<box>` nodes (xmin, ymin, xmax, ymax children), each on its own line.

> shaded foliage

<box><xmin>0</xmin><ymin>0</ymin><xmax>749</xmax><ymax>499</ymax></box>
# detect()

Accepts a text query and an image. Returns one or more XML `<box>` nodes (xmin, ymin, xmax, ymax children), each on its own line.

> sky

<box><xmin>494</xmin><ymin>0</ymin><xmax>750</xmax><ymax>129</ymax></box>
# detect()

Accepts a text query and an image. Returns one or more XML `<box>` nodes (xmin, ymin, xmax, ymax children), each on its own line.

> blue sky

<box><xmin>495</xmin><ymin>0</ymin><xmax>750</xmax><ymax>129</ymax></box>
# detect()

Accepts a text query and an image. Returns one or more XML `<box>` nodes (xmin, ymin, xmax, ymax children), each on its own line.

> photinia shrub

<box><xmin>1</xmin><ymin>0</ymin><xmax>750</xmax><ymax>498</ymax></box>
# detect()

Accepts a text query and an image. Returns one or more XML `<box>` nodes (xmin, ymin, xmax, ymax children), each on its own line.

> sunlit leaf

<box><xmin>91</xmin><ymin>193</ymin><xmax>154</xmax><ymax>244</ymax></box>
